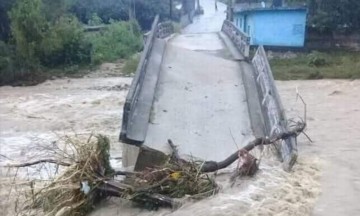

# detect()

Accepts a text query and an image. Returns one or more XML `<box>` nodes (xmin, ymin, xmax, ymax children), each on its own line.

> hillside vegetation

<box><xmin>270</xmin><ymin>51</ymin><xmax>360</xmax><ymax>80</ymax></box>
<box><xmin>0</xmin><ymin>0</ymin><xmax>176</xmax><ymax>85</ymax></box>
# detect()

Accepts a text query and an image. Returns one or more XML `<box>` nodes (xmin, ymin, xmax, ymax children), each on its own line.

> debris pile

<box><xmin>12</xmin><ymin>136</ymin><xmax>219</xmax><ymax>216</ymax></box>
<box><xmin>19</xmin><ymin>135</ymin><xmax>114</xmax><ymax>216</ymax></box>
<box><xmin>6</xmin><ymin>120</ymin><xmax>306</xmax><ymax>216</ymax></box>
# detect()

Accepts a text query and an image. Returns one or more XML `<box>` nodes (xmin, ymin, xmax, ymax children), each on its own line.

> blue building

<box><xmin>233</xmin><ymin>3</ymin><xmax>307</xmax><ymax>47</ymax></box>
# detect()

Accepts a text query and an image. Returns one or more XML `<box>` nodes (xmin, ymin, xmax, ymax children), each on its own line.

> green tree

<box><xmin>42</xmin><ymin>0</ymin><xmax>75</xmax><ymax>22</ymax></box>
<box><xmin>70</xmin><ymin>0</ymin><xmax>129</xmax><ymax>25</ymax></box>
<box><xmin>0</xmin><ymin>0</ymin><xmax>16</xmax><ymax>41</ymax></box>
<box><xmin>9</xmin><ymin>0</ymin><xmax>47</xmax><ymax>66</ymax></box>
<box><xmin>134</xmin><ymin>0</ymin><xmax>171</xmax><ymax>30</ymax></box>
<box><xmin>308</xmin><ymin>0</ymin><xmax>360</xmax><ymax>33</ymax></box>
<box><xmin>88</xmin><ymin>13</ymin><xmax>104</xmax><ymax>26</ymax></box>
<box><xmin>89</xmin><ymin>20</ymin><xmax>142</xmax><ymax>64</ymax></box>
<box><xmin>40</xmin><ymin>15</ymin><xmax>91</xmax><ymax>66</ymax></box>
<box><xmin>70</xmin><ymin>0</ymin><xmax>173</xmax><ymax>30</ymax></box>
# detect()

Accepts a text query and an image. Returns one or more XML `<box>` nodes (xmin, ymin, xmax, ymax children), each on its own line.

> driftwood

<box><xmin>166</xmin><ymin>122</ymin><xmax>306</xmax><ymax>174</ymax></box>
<box><xmin>5</xmin><ymin>120</ymin><xmax>306</xmax><ymax>214</ymax></box>
<box><xmin>4</xmin><ymin>122</ymin><xmax>306</xmax><ymax>173</ymax></box>
<box><xmin>97</xmin><ymin>181</ymin><xmax>176</xmax><ymax>209</ymax></box>
<box><xmin>199</xmin><ymin>121</ymin><xmax>306</xmax><ymax>173</ymax></box>
<box><xmin>5</xmin><ymin>159</ymin><xmax>71</xmax><ymax>168</ymax></box>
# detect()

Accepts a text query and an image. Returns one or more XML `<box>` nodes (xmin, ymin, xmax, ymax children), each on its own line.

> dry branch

<box><xmin>9</xmin><ymin>119</ymin><xmax>306</xmax><ymax>215</ymax></box>
<box><xmin>200</xmin><ymin>122</ymin><xmax>306</xmax><ymax>173</ymax></box>
<box><xmin>4</xmin><ymin>159</ymin><xmax>71</xmax><ymax>168</ymax></box>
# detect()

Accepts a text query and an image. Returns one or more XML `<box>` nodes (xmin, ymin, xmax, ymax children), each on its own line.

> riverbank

<box><xmin>269</xmin><ymin>50</ymin><xmax>360</xmax><ymax>80</ymax></box>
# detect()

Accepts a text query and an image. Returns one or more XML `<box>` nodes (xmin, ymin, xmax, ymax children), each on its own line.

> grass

<box><xmin>269</xmin><ymin>50</ymin><xmax>360</xmax><ymax>80</ymax></box>
<box><xmin>87</xmin><ymin>21</ymin><xmax>143</xmax><ymax>65</ymax></box>
<box><xmin>122</xmin><ymin>54</ymin><xmax>140</xmax><ymax>76</ymax></box>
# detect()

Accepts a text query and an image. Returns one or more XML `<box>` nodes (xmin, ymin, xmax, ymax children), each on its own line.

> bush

<box><xmin>2</xmin><ymin>0</ymin><xmax>145</xmax><ymax>85</ymax></box>
<box><xmin>134</xmin><ymin>0</ymin><xmax>171</xmax><ymax>30</ymax></box>
<box><xmin>307</xmin><ymin>51</ymin><xmax>330</xmax><ymax>67</ymax></box>
<box><xmin>270</xmin><ymin>51</ymin><xmax>360</xmax><ymax>80</ymax></box>
<box><xmin>88</xmin><ymin>20</ymin><xmax>143</xmax><ymax>64</ymax></box>
<box><xmin>123</xmin><ymin>54</ymin><xmax>140</xmax><ymax>76</ymax></box>
<box><xmin>9</xmin><ymin>0</ymin><xmax>47</xmax><ymax>68</ymax></box>
<box><xmin>40</xmin><ymin>15</ymin><xmax>92</xmax><ymax>67</ymax></box>
<box><xmin>88</xmin><ymin>13</ymin><xmax>103</xmax><ymax>26</ymax></box>
<box><xmin>307</xmin><ymin>71</ymin><xmax>324</xmax><ymax>79</ymax></box>
<box><xmin>0</xmin><ymin>41</ymin><xmax>14</xmax><ymax>84</ymax></box>
<box><xmin>9</xmin><ymin>0</ymin><xmax>92</xmax><ymax>69</ymax></box>
<box><xmin>0</xmin><ymin>40</ymin><xmax>38</xmax><ymax>85</ymax></box>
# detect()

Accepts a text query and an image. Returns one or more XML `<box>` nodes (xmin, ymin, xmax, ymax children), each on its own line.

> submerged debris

<box><xmin>88</xmin><ymin>84</ymin><xmax>130</xmax><ymax>91</ymax></box>
<box><xmin>7</xmin><ymin>120</ymin><xmax>306</xmax><ymax>215</ymax></box>
<box><xmin>12</xmin><ymin>135</ymin><xmax>218</xmax><ymax>216</ymax></box>
<box><xmin>20</xmin><ymin>135</ymin><xmax>114</xmax><ymax>216</ymax></box>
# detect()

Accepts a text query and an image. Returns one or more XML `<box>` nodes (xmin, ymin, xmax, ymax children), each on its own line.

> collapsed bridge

<box><xmin>119</xmin><ymin>12</ymin><xmax>297</xmax><ymax>172</ymax></box>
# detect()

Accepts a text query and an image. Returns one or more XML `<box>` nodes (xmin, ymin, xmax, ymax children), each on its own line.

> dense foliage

<box><xmin>2</xmin><ymin>0</ymin><xmax>359</xmax><ymax>84</ymax></box>
<box><xmin>270</xmin><ymin>50</ymin><xmax>360</xmax><ymax>80</ymax></box>
<box><xmin>89</xmin><ymin>20</ymin><xmax>143</xmax><ymax>64</ymax></box>
<box><xmin>0</xmin><ymin>0</ymin><xmax>181</xmax><ymax>85</ymax></box>
<box><xmin>307</xmin><ymin>0</ymin><xmax>360</xmax><ymax>33</ymax></box>
<box><xmin>70</xmin><ymin>0</ymin><xmax>175</xmax><ymax>30</ymax></box>
<box><xmin>9</xmin><ymin>0</ymin><xmax>47</xmax><ymax>67</ymax></box>
<box><xmin>1</xmin><ymin>0</ymin><xmax>177</xmax><ymax>85</ymax></box>
<box><xmin>233</xmin><ymin>0</ymin><xmax>360</xmax><ymax>33</ymax></box>
<box><xmin>0</xmin><ymin>0</ymin><xmax>15</xmax><ymax>42</ymax></box>
<box><xmin>286</xmin><ymin>0</ymin><xmax>360</xmax><ymax>33</ymax></box>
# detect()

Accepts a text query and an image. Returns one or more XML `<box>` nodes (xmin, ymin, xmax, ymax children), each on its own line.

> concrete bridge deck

<box><xmin>144</xmin><ymin>34</ymin><xmax>253</xmax><ymax>161</ymax></box>
<box><xmin>121</xmin><ymin>1</ymin><xmax>265</xmax><ymax>167</ymax></box>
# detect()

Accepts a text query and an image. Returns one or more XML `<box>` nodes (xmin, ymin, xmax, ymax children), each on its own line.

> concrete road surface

<box><xmin>143</xmin><ymin>1</ymin><xmax>252</xmax><ymax>162</ymax></box>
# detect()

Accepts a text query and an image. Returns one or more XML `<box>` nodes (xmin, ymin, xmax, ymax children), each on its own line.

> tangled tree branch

<box><xmin>199</xmin><ymin>121</ymin><xmax>306</xmax><ymax>173</ymax></box>
<box><xmin>6</xmin><ymin>119</ymin><xmax>307</xmax><ymax>214</ymax></box>
<box><xmin>4</xmin><ymin>159</ymin><xmax>71</xmax><ymax>168</ymax></box>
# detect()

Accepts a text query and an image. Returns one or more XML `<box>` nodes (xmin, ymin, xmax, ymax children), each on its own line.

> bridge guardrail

<box><xmin>143</xmin><ymin>22</ymin><xmax>174</xmax><ymax>44</ymax></box>
<box><xmin>121</xmin><ymin>15</ymin><xmax>174</xmax><ymax>143</ymax></box>
<box><xmin>221</xmin><ymin>20</ymin><xmax>250</xmax><ymax>58</ymax></box>
<box><xmin>121</xmin><ymin>15</ymin><xmax>160</xmax><ymax>142</ymax></box>
<box><xmin>157</xmin><ymin>21</ymin><xmax>174</xmax><ymax>39</ymax></box>
<box><xmin>252</xmin><ymin>46</ymin><xmax>297</xmax><ymax>171</ymax></box>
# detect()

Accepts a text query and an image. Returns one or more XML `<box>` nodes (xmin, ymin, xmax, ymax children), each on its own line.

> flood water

<box><xmin>2</xmin><ymin>0</ymin><xmax>359</xmax><ymax>216</ymax></box>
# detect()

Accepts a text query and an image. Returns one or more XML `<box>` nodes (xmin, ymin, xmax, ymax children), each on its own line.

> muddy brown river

<box><xmin>1</xmin><ymin>0</ymin><xmax>360</xmax><ymax>215</ymax></box>
<box><xmin>1</xmin><ymin>63</ymin><xmax>360</xmax><ymax>216</ymax></box>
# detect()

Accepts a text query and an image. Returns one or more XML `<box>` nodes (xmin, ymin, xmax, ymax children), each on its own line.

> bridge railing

<box><xmin>221</xmin><ymin>20</ymin><xmax>250</xmax><ymax>58</ymax></box>
<box><xmin>252</xmin><ymin>46</ymin><xmax>297</xmax><ymax>171</ymax></box>
<box><xmin>121</xmin><ymin>15</ymin><xmax>160</xmax><ymax>141</ymax></box>
<box><xmin>157</xmin><ymin>21</ymin><xmax>174</xmax><ymax>39</ymax></box>
<box><xmin>121</xmin><ymin>15</ymin><xmax>174</xmax><ymax>142</ymax></box>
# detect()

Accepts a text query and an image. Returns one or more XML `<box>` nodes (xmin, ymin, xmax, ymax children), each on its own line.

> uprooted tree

<box><xmin>4</xmin><ymin>118</ymin><xmax>307</xmax><ymax>216</ymax></box>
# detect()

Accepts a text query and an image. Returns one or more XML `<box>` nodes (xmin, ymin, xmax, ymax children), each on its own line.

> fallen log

<box><xmin>199</xmin><ymin>121</ymin><xmax>306</xmax><ymax>173</ymax></box>
<box><xmin>4</xmin><ymin>159</ymin><xmax>71</xmax><ymax>168</ymax></box>
<box><xmin>9</xmin><ymin>121</ymin><xmax>306</xmax><ymax>215</ymax></box>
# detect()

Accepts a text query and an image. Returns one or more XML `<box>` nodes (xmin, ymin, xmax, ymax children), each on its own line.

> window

<box><xmin>240</xmin><ymin>18</ymin><xmax>243</xmax><ymax>28</ymax></box>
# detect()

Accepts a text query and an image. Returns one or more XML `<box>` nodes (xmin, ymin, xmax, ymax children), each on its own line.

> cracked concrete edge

<box><xmin>125</xmin><ymin>39</ymin><xmax>167</xmax><ymax>143</ymax></box>
<box><xmin>121</xmin><ymin>39</ymin><xmax>168</xmax><ymax>169</ymax></box>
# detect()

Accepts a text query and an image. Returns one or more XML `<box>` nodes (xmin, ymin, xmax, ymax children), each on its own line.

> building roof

<box><xmin>233</xmin><ymin>3</ymin><xmax>306</xmax><ymax>14</ymax></box>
